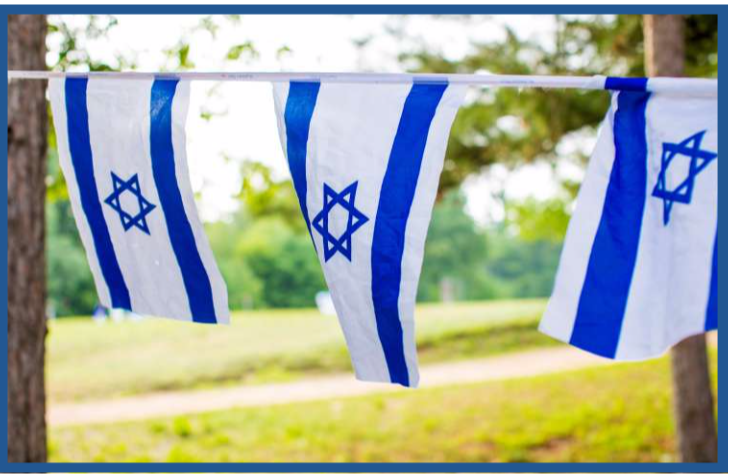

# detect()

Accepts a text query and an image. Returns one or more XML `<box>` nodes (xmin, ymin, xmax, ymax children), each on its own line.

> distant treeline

<box><xmin>46</xmin><ymin>189</ymin><xmax>561</xmax><ymax>317</ymax></box>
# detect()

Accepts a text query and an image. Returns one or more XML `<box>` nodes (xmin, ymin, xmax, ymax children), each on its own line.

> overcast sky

<box><xmin>47</xmin><ymin>14</ymin><xmax>592</xmax><ymax>223</ymax></box>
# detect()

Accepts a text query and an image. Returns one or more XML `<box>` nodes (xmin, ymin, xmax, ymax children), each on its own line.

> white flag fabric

<box><xmin>49</xmin><ymin>78</ymin><xmax>229</xmax><ymax>324</ymax></box>
<box><xmin>540</xmin><ymin>78</ymin><xmax>717</xmax><ymax>359</ymax></box>
<box><xmin>273</xmin><ymin>81</ymin><xmax>465</xmax><ymax>386</ymax></box>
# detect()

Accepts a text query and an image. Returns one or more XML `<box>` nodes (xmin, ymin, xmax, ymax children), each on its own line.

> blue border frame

<box><xmin>1</xmin><ymin>4</ymin><xmax>726</xmax><ymax>472</ymax></box>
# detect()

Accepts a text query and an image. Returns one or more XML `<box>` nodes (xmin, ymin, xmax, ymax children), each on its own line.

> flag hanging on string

<box><xmin>49</xmin><ymin>78</ymin><xmax>229</xmax><ymax>324</ymax></box>
<box><xmin>273</xmin><ymin>80</ymin><xmax>466</xmax><ymax>386</ymax></box>
<box><xmin>540</xmin><ymin>78</ymin><xmax>717</xmax><ymax>360</ymax></box>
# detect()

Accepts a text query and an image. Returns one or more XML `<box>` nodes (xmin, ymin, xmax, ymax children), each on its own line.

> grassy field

<box><xmin>47</xmin><ymin>299</ymin><xmax>556</xmax><ymax>402</ymax></box>
<box><xmin>49</xmin><ymin>350</ymin><xmax>718</xmax><ymax>462</ymax></box>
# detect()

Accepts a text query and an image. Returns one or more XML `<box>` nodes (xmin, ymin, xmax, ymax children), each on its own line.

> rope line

<box><xmin>7</xmin><ymin>71</ymin><xmax>717</xmax><ymax>96</ymax></box>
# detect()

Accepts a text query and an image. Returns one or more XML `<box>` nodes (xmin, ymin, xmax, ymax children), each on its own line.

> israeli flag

<box><xmin>49</xmin><ymin>78</ymin><xmax>229</xmax><ymax>324</ymax></box>
<box><xmin>540</xmin><ymin>78</ymin><xmax>717</xmax><ymax>359</ymax></box>
<box><xmin>273</xmin><ymin>81</ymin><xmax>465</xmax><ymax>386</ymax></box>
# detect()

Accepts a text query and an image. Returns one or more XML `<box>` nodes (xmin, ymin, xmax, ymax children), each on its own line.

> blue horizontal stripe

<box><xmin>150</xmin><ymin>79</ymin><xmax>217</xmax><ymax>324</ymax></box>
<box><xmin>371</xmin><ymin>82</ymin><xmax>447</xmax><ymax>386</ymax></box>
<box><xmin>604</xmin><ymin>77</ymin><xmax>648</xmax><ymax>92</ymax></box>
<box><xmin>570</xmin><ymin>90</ymin><xmax>651</xmax><ymax>358</ymax></box>
<box><xmin>65</xmin><ymin>78</ymin><xmax>131</xmax><ymax>311</ymax></box>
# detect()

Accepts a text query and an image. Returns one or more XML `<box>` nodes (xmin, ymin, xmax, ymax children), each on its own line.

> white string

<box><xmin>7</xmin><ymin>71</ymin><xmax>718</xmax><ymax>97</ymax></box>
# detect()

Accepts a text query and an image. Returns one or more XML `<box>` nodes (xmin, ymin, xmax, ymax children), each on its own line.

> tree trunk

<box><xmin>7</xmin><ymin>14</ymin><xmax>48</xmax><ymax>462</ymax></box>
<box><xmin>669</xmin><ymin>334</ymin><xmax>717</xmax><ymax>462</ymax></box>
<box><xmin>643</xmin><ymin>14</ymin><xmax>718</xmax><ymax>463</ymax></box>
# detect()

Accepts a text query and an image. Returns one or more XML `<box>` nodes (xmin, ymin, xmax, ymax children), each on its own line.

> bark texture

<box><xmin>643</xmin><ymin>13</ymin><xmax>718</xmax><ymax>463</ymax></box>
<box><xmin>7</xmin><ymin>14</ymin><xmax>48</xmax><ymax>463</ymax></box>
<box><xmin>644</xmin><ymin>14</ymin><xmax>686</xmax><ymax>76</ymax></box>
<box><xmin>670</xmin><ymin>334</ymin><xmax>718</xmax><ymax>462</ymax></box>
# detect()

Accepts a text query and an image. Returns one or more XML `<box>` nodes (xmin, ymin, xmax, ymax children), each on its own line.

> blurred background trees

<box><xmin>42</xmin><ymin>14</ymin><xmax>717</xmax><ymax>317</ymax></box>
<box><xmin>394</xmin><ymin>14</ymin><xmax>716</xmax><ymax>190</ymax></box>
<box><xmin>8</xmin><ymin>13</ymin><xmax>718</xmax><ymax>464</ymax></box>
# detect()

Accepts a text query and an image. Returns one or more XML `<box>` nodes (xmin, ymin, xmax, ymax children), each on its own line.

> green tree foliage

<box><xmin>205</xmin><ymin>212</ymin><xmax>264</xmax><ymax>310</ymax></box>
<box><xmin>46</xmin><ymin>135</ymin><xmax>97</xmax><ymax>316</ymax></box>
<box><xmin>418</xmin><ymin>191</ymin><xmax>496</xmax><ymax>301</ymax></box>
<box><xmin>504</xmin><ymin>197</ymin><xmax>571</xmax><ymax>243</ymax></box>
<box><xmin>44</xmin><ymin>15</ymin><xmax>717</xmax><ymax>315</ymax></box>
<box><xmin>206</xmin><ymin>213</ymin><xmax>325</xmax><ymax>310</ymax></box>
<box><xmin>395</xmin><ymin>15</ymin><xmax>717</xmax><ymax>191</ymax></box>
<box><xmin>391</xmin><ymin>14</ymin><xmax>716</xmax><ymax>246</ymax></box>
<box><xmin>483</xmin><ymin>232</ymin><xmax>562</xmax><ymax>299</ymax></box>
<box><xmin>46</xmin><ymin>200</ymin><xmax>98</xmax><ymax>316</ymax></box>
<box><xmin>684</xmin><ymin>15</ymin><xmax>718</xmax><ymax>78</ymax></box>
<box><xmin>418</xmin><ymin>190</ymin><xmax>562</xmax><ymax>303</ymax></box>
<box><xmin>238</xmin><ymin>218</ymin><xmax>325</xmax><ymax>308</ymax></box>
<box><xmin>502</xmin><ymin>178</ymin><xmax>579</xmax><ymax>243</ymax></box>
<box><xmin>238</xmin><ymin>162</ymin><xmax>304</xmax><ymax>232</ymax></box>
<box><xmin>208</xmin><ymin>163</ymin><xmax>325</xmax><ymax>309</ymax></box>
<box><xmin>47</xmin><ymin>15</ymin><xmax>130</xmax><ymax>72</ymax></box>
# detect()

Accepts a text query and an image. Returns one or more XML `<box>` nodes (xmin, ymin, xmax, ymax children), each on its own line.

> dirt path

<box><xmin>49</xmin><ymin>333</ymin><xmax>718</xmax><ymax>427</ymax></box>
<box><xmin>49</xmin><ymin>345</ymin><xmax>616</xmax><ymax>427</ymax></box>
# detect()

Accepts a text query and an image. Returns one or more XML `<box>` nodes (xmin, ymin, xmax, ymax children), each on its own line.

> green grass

<box><xmin>49</xmin><ymin>350</ymin><xmax>718</xmax><ymax>462</ymax></box>
<box><xmin>47</xmin><ymin>299</ymin><xmax>555</xmax><ymax>402</ymax></box>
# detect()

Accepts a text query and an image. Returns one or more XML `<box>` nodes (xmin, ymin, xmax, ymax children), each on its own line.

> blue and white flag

<box><xmin>49</xmin><ymin>78</ymin><xmax>229</xmax><ymax>324</ymax></box>
<box><xmin>540</xmin><ymin>78</ymin><xmax>717</xmax><ymax>359</ymax></box>
<box><xmin>273</xmin><ymin>81</ymin><xmax>466</xmax><ymax>386</ymax></box>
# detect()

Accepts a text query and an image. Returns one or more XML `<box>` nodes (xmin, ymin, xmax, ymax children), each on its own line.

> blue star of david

<box><xmin>103</xmin><ymin>172</ymin><xmax>157</xmax><ymax>235</ymax></box>
<box><xmin>652</xmin><ymin>130</ymin><xmax>717</xmax><ymax>226</ymax></box>
<box><xmin>311</xmin><ymin>181</ymin><xmax>369</xmax><ymax>262</ymax></box>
